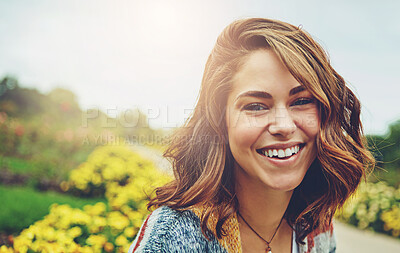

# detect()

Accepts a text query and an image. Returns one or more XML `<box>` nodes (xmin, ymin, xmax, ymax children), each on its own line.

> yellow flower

<box><xmin>104</xmin><ymin>242</ymin><xmax>114</xmax><ymax>252</ymax></box>
<box><xmin>107</xmin><ymin>212</ymin><xmax>130</xmax><ymax>231</ymax></box>
<box><xmin>115</xmin><ymin>235</ymin><xmax>128</xmax><ymax>246</ymax></box>
<box><xmin>67</xmin><ymin>227</ymin><xmax>82</xmax><ymax>238</ymax></box>
<box><xmin>124</xmin><ymin>227</ymin><xmax>135</xmax><ymax>238</ymax></box>
<box><xmin>84</xmin><ymin>202</ymin><xmax>107</xmax><ymax>216</ymax></box>
<box><xmin>89</xmin><ymin>216</ymin><xmax>107</xmax><ymax>234</ymax></box>
<box><xmin>86</xmin><ymin>234</ymin><xmax>107</xmax><ymax>247</ymax></box>
<box><xmin>0</xmin><ymin>245</ymin><xmax>14</xmax><ymax>253</ymax></box>
<box><xmin>60</xmin><ymin>181</ymin><xmax>70</xmax><ymax>192</ymax></box>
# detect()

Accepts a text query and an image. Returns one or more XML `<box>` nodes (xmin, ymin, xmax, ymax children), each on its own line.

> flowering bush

<box><xmin>3</xmin><ymin>144</ymin><xmax>171</xmax><ymax>252</ymax></box>
<box><xmin>8</xmin><ymin>203</ymin><xmax>139</xmax><ymax>253</ymax></box>
<box><xmin>66</xmin><ymin>145</ymin><xmax>166</xmax><ymax>197</ymax></box>
<box><xmin>336</xmin><ymin>181</ymin><xmax>400</xmax><ymax>237</ymax></box>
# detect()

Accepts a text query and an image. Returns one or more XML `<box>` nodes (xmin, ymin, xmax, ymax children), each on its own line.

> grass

<box><xmin>0</xmin><ymin>185</ymin><xmax>106</xmax><ymax>234</ymax></box>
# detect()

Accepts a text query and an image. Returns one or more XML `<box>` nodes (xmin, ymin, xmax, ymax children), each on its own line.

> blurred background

<box><xmin>0</xmin><ymin>0</ymin><xmax>399</xmax><ymax>252</ymax></box>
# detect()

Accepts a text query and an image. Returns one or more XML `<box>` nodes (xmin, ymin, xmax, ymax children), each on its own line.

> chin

<box><xmin>265</xmin><ymin>177</ymin><xmax>304</xmax><ymax>192</ymax></box>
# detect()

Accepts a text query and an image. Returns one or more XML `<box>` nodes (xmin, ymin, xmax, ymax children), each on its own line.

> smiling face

<box><xmin>226</xmin><ymin>49</ymin><xmax>320</xmax><ymax>192</ymax></box>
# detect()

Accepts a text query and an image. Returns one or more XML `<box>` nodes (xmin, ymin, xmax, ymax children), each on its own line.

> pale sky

<box><xmin>0</xmin><ymin>0</ymin><xmax>399</xmax><ymax>135</ymax></box>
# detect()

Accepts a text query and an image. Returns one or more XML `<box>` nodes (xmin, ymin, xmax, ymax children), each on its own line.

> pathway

<box><xmin>335</xmin><ymin>221</ymin><xmax>400</xmax><ymax>252</ymax></box>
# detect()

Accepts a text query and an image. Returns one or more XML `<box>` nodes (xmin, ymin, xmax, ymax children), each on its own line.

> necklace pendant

<box><xmin>266</xmin><ymin>246</ymin><xmax>272</xmax><ymax>253</ymax></box>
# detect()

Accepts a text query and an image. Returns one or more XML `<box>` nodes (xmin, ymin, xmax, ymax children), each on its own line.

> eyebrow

<box><xmin>235</xmin><ymin>85</ymin><xmax>306</xmax><ymax>101</ymax></box>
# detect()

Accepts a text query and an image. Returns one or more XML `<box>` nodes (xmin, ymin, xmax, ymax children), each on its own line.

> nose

<box><xmin>268</xmin><ymin>107</ymin><xmax>296</xmax><ymax>137</ymax></box>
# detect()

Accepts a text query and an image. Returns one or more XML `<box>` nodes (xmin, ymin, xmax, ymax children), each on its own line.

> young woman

<box><xmin>129</xmin><ymin>18</ymin><xmax>374</xmax><ymax>253</ymax></box>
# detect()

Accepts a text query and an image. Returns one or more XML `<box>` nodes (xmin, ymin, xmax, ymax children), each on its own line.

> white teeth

<box><xmin>259</xmin><ymin>144</ymin><xmax>301</xmax><ymax>158</ymax></box>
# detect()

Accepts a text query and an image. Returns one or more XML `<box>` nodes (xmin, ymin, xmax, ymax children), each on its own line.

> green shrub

<box><xmin>0</xmin><ymin>157</ymin><xmax>33</xmax><ymax>174</ymax></box>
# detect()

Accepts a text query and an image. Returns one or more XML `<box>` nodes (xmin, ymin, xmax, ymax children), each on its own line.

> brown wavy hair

<box><xmin>148</xmin><ymin>18</ymin><xmax>375</xmax><ymax>243</ymax></box>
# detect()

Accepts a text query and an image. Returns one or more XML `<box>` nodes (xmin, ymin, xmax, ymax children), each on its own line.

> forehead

<box><xmin>230</xmin><ymin>49</ymin><xmax>301</xmax><ymax>97</ymax></box>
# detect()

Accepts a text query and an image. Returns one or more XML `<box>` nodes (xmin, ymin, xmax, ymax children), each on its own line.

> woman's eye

<box><xmin>243</xmin><ymin>103</ymin><xmax>268</xmax><ymax>111</ymax></box>
<box><xmin>292</xmin><ymin>98</ymin><xmax>314</xmax><ymax>106</ymax></box>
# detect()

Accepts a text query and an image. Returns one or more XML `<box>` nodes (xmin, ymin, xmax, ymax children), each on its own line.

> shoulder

<box><xmin>299</xmin><ymin>223</ymin><xmax>336</xmax><ymax>253</ymax></box>
<box><xmin>129</xmin><ymin>206</ymin><xmax>227</xmax><ymax>253</ymax></box>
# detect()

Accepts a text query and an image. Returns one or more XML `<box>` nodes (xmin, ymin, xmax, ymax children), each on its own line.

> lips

<box><xmin>256</xmin><ymin>143</ymin><xmax>305</xmax><ymax>159</ymax></box>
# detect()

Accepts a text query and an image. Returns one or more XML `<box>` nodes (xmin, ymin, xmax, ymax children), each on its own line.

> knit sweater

<box><xmin>129</xmin><ymin>206</ymin><xmax>336</xmax><ymax>253</ymax></box>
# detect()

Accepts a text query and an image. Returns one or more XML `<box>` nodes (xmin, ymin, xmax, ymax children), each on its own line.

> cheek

<box><xmin>294</xmin><ymin>110</ymin><xmax>320</xmax><ymax>164</ymax></box>
<box><xmin>295</xmin><ymin>110</ymin><xmax>320</xmax><ymax>138</ymax></box>
<box><xmin>227</xmin><ymin>115</ymin><xmax>262</xmax><ymax>152</ymax></box>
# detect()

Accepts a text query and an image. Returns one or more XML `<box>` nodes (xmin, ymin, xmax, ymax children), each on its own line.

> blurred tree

<box><xmin>0</xmin><ymin>76</ymin><xmax>18</xmax><ymax>96</ymax></box>
<box><xmin>48</xmin><ymin>88</ymin><xmax>80</xmax><ymax>113</ymax></box>
<box><xmin>0</xmin><ymin>76</ymin><xmax>47</xmax><ymax>117</ymax></box>
<box><xmin>367</xmin><ymin>120</ymin><xmax>400</xmax><ymax>186</ymax></box>
<box><xmin>384</xmin><ymin>120</ymin><xmax>400</xmax><ymax>168</ymax></box>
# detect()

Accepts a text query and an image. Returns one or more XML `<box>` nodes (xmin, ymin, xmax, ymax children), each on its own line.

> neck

<box><xmin>235</xmin><ymin>177</ymin><xmax>293</xmax><ymax>236</ymax></box>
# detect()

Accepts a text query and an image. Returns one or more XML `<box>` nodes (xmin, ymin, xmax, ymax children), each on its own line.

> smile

<box><xmin>256</xmin><ymin>144</ymin><xmax>305</xmax><ymax>159</ymax></box>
